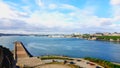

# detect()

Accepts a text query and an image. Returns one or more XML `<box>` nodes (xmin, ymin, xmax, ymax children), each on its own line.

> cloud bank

<box><xmin>0</xmin><ymin>0</ymin><xmax>120</xmax><ymax>34</ymax></box>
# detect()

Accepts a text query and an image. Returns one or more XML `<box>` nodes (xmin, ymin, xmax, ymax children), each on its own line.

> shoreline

<box><xmin>38</xmin><ymin>55</ymin><xmax>120</xmax><ymax>64</ymax></box>
<box><xmin>34</xmin><ymin>55</ymin><xmax>120</xmax><ymax>64</ymax></box>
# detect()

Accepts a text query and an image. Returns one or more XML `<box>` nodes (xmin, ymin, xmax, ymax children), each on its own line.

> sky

<box><xmin>0</xmin><ymin>0</ymin><xmax>120</xmax><ymax>34</ymax></box>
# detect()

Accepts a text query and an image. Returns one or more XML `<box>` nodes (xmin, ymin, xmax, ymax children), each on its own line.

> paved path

<box><xmin>35</xmin><ymin>64</ymin><xmax>71</xmax><ymax>68</ymax></box>
<box><xmin>40</xmin><ymin>59</ymin><xmax>104</xmax><ymax>68</ymax></box>
<box><xmin>71</xmin><ymin>58</ymin><xmax>104</xmax><ymax>68</ymax></box>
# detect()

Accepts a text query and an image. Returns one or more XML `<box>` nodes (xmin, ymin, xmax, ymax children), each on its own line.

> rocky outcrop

<box><xmin>0</xmin><ymin>46</ymin><xmax>15</xmax><ymax>68</ymax></box>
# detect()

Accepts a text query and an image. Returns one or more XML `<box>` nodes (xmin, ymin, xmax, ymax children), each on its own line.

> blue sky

<box><xmin>0</xmin><ymin>0</ymin><xmax>120</xmax><ymax>34</ymax></box>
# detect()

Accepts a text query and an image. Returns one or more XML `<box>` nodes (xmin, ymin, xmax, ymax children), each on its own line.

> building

<box><xmin>93</xmin><ymin>33</ymin><xmax>103</xmax><ymax>36</ymax></box>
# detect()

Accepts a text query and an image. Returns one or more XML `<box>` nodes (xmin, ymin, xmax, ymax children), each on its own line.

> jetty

<box><xmin>14</xmin><ymin>41</ymin><xmax>32</xmax><ymax>60</ymax></box>
<box><xmin>14</xmin><ymin>41</ymin><xmax>43</xmax><ymax>67</ymax></box>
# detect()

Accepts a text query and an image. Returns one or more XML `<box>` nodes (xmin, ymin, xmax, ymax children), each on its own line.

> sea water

<box><xmin>0</xmin><ymin>36</ymin><xmax>120</xmax><ymax>63</ymax></box>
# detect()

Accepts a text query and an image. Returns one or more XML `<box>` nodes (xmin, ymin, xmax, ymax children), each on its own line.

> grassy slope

<box><xmin>97</xmin><ymin>36</ymin><xmax>120</xmax><ymax>41</ymax></box>
<box><xmin>39</xmin><ymin>55</ymin><xmax>71</xmax><ymax>60</ymax></box>
<box><xmin>84</xmin><ymin>57</ymin><xmax>120</xmax><ymax>68</ymax></box>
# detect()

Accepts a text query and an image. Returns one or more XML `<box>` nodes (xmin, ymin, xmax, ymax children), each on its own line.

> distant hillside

<box><xmin>0</xmin><ymin>33</ymin><xmax>28</xmax><ymax>36</ymax></box>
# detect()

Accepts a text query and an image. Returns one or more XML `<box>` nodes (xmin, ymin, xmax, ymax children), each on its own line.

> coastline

<box><xmin>12</xmin><ymin>41</ymin><xmax>116</xmax><ymax>68</ymax></box>
<box><xmin>0</xmin><ymin>36</ymin><xmax>120</xmax><ymax>66</ymax></box>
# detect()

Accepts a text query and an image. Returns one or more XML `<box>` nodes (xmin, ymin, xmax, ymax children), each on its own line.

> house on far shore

<box><xmin>93</xmin><ymin>33</ymin><xmax>103</xmax><ymax>36</ymax></box>
<box><xmin>103</xmin><ymin>32</ymin><xmax>111</xmax><ymax>36</ymax></box>
<box><xmin>111</xmin><ymin>32</ymin><xmax>120</xmax><ymax>36</ymax></box>
<box><xmin>92</xmin><ymin>32</ymin><xmax>120</xmax><ymax>36</ymax></box>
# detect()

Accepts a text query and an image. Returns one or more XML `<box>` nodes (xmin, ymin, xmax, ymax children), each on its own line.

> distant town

<box><xmin>1</xmin><ymin>32</ymin><xmax>120</xmax><ymax>42</ymax></box>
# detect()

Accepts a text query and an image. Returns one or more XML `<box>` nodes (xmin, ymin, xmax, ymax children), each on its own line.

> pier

<box><xmin>14</xmin><ymin>41</ymin><xmax>42</xmax><ymax>67</ymax></box>
<box><xmin>14</xmin><ymin>41</ymin><xmax>32</xmax><ymax>60</ymax></box>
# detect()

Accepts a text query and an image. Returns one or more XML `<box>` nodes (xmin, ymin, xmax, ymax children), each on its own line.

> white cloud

<box><xmin>114</xmin><ymin>16</ymin><xmax>120</xmax><ymax>21</ymax></box>
<box><xmin>60</xmin><ymin>4</ymin><xmax>79</xmax><ymax>11</ymax></box>
<box><xmin>36</xmin><ymin>0</ymin><xmax>44</xmax><ymax>7</ymax></box>
<box><xmin>110</xmin><ymin>0</ymin><xmax>120</xmax><ymax>24</ymax></box>
<box><xmin>110</xmin><ymin>0</ymin><xmax>120</xmax><ymax>5</ymax></box>
<box><xmin>26</xmin><ymin>11</ymin><xmax>74</xmax><ymax>29</ymax></box>
<box><xmin>0</xmin><ymin>1</ymin><xmax>28</xmax><ymax>19</ymax></box>
<box><xmin>24</xmin><ymin>6</ymin><xmax>116</xmax><ymax>33</ymax></box>
<box><xmin>112</xmin><ymin>6</ymin><xmax>120</xmax><ymax>17</ymax></box>
<box><xmin>0</xmin><ymin>2</ymin><xmax>16</xmax><ymax>19</ymax></box>
<box><xmin>0</xmin><ymin>0</ymin><xmax>120</xmax><ymax>33</ymax></box>
<box><xmin>48</xmin><ymin>4</ymin><xmax>57</xmax><ymax>9</ymax></box>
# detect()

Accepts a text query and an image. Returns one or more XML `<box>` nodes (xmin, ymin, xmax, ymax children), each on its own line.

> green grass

<box><xmin>84</xmin><ymin>57</ymin><xmax>120</xmax><ymax>68</ymax></box>
<box><xmin>39</xmin><ymin>55</ymin><xmax>71</xmax><ymax>60</ymax></box>
<box><xmin>38</xmin><ymin>56</ymin><xmax>80</xmax><ymax>68</ymax></box>
<box><xmin>97</xmin><ymin>36</ymin><xmax>120</xmax><ymax>41</ymax></box>
<box><xmin>82</xmin><ymin>34</ymin><xmax>90</xmax><ymax>38</ymax></box>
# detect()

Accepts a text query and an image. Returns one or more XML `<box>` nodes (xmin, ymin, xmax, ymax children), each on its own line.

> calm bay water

<box><xmin>0</xmin><ymin>36</ymin><xmax>120</xmax><ymax>63</ymax></box>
